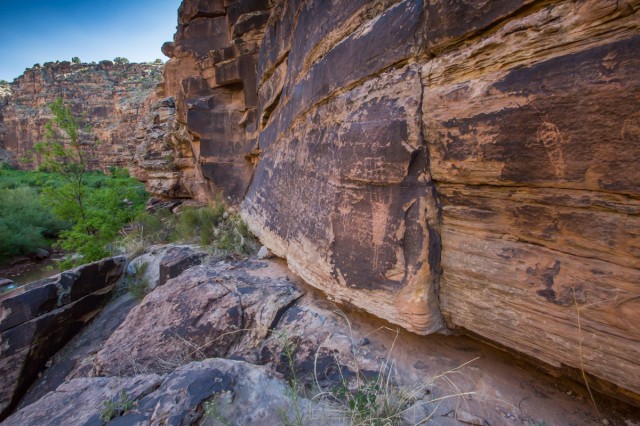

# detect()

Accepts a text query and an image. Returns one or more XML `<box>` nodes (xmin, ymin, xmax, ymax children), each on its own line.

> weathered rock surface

<box><xmin>0</xmin><ymin>256</ymin><xmax>126</xmax><ymax>420</ymax></box>
<box><xmin>0</xmin><ymin>61</ymin><xmax>162</xmax><ymax>171</ymax></box>
<box><xmin>423</xmin><ymin>3</ymin><xmax>640</xmax><ymax>401</ymax></box>
<box><xmin>17</xmin><ymin>294</ymin><xmax>139</xmax><ymax>409</ymax></box>
<box><xmin>2</xmin><ymin>253</ymin><xmax>637</xmax><ymax>424</ymax></box>
<box><xmin>0</xmin><ymin>81</ymin><xmax>13</xmax><ymax>166</ymax></box>
<box><xmin>229</xmin><ymin>0</ymin><xmax>640</xmax><ymax>402</ymax></box>
<box><xmin>132</xmin><ymin>96</ymin><xmax>201</xmax><ymax>198</ymax></box>
<box><xmin>2</xmin><ymin>374</ymin><xmax>164</xmax><ymax>426</ymax></box>
<box><xmin>155</xmin><ymin>0</ymin><xmax>272</xmax><ymax>202</ymax></box>
<box><xmin>5</xmin><ymin>359</ymin><xmax>331</xmax><ymax>426</ymax></box>
<box><xmin>127</xmin><ymin>244</ymin><xmax>207</xmax><ymax>290</ymax></box>
<box><xmin>112</xmin><ymin>359</ymin><xmax>328</xmax><ymax>426</ymax></box>
<box><xmin>94</xmin><ymin>260</ymin><xmax>303</xmax><ymax>376</ymax></box>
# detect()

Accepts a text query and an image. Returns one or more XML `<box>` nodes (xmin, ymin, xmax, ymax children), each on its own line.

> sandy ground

<box><xmin>298</xmin><ymin>283</ymin><xmax>640</xmax><ymax>426</ymax></box>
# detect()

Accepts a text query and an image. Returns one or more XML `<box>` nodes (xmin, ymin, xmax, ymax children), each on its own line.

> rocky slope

<box><xmin>150</xmin><ymin>0</ymin><xmax>640</xmax><ymax>404</ymax></box>
<box><xmin>0</xmin><ymin>61</ymin><xmax>162</xmax><ymax>171</ymax></box>
<box><xmin>3</xmin><ymin>249</ymin><xmax>638</xmax><ymax>425</ymax></box>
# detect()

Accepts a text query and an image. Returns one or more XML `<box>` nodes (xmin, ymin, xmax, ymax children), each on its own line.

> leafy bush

<box><xmin>100</xmin><ymin>390</ymin><xmax>135</xmax><ymax>422</ymax></box>
<box><xmin>50</xmin><ymin>170</ymin><xmax>147</xmax><ymax>269</ymax></box>
<box><xmin>0</xmin><ymin>186</ymin><xmax>66</xmax><ymax>262</ymax></box>
<box><xmin>0</xmin><ymin>165</ymin><xmax>147</xmax><ymax>266</ymax></box>
<box><xmin>31</xmin><ymin>98</ymin><xmax>148</xmax><ymax>268</ymax></box>
<box><xmin>118</xmin><ymin>201</ymin><xmax>255</xmax><ymax>258</ymax></box>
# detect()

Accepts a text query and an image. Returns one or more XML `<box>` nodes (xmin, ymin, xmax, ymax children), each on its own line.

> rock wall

<box><xmin>0</xmin><ymin>61</ymin><xmax>162</xmax><ymax>171</ymax></box>
<box><xmin>0</xmin><ymin>81</ymin><xmax>13</xmax><ymax>165</ymax></box>
<box><xmin>0</xmin><ymin>257</ymin><xmax>126</xmax><ymax>419</ymax></box>
<box><xmin>155</xmin><ymin>0</ymin><xmax>271</xmax><ymax>202</ymax></box>
<box><xmin>134</xmin><ymin>0</ymin><xmax>640</xmax><ymax>402</ymax></box>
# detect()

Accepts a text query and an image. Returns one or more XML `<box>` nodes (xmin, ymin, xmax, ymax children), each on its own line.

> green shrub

<box><xmin>0</xmin><ymin>186</ymin><xmax>66</xmax><ymax>263</ymax></box>
<box><xmin>99</xmin><ymin>390</ymin><xmax>135</xmax><ymax>422</ymax></box>
<box><xmin>28</xmin><ymin>98</ymin><xmax>148</xmax><ymax>268</ymax></box>
<box><xmin>0</xmin><ymin>164</ymin><xmax>147</xmax><ymax>266</ymax></box>
<box><xmin>118</xmin><ymin>201</ymin><xmax>255</xmax><ymax>258</ymax></box>
<box><xmin>51</xmin><ymin>170</ymin><xmax>147</xmax><ymax>269</ymax></box>
<box><xmin>173</xmin><ymin>203</ymin><xmax>225</xmax><ymax>245</ymax></box>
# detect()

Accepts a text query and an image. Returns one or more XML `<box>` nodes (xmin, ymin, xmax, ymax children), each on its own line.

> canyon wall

<box><xmin>154</xmin><ymin>0</ymin><xmax>271</xmax><ymax>202</ymax></box>
<box><xmin>0</xmin><ymin>81</ymin><xmax>13</xmax><ymax>165</ymax></box>
<box><xmin>0</xmin><ymin>61</ymin><xmax>162</xmax><ymax>171</ymax></box>
<box><xmin>162</xmin><ymin>0</ymin><xmax>640</xmax><ymax>401</ymax></box>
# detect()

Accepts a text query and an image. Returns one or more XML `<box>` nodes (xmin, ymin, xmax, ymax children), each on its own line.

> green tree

<box><xmin>154</xmin><ymin>58</ymin><xmax>163</xmax><ymax>64</ymax></box>
<box><xmin>71</xmin><ymin>56</ymin><xmax>81</xmax><ymax>64</ymax></box>
<box><xmin>35</xmin><ymin>98</ymin><xmax>147</xmax><ymax>267</ymax></box>
<box><xmin>35</xmin><ymin>98</ymin><xmax>94</xmax><ymax>223</ymax></box>
<box><xmin>113</xmin><ymin>57</ymin><xmax>130</xmax><ymax>65</ymax></box>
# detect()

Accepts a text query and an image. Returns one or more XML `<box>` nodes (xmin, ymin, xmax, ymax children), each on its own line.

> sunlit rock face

<box><xmin>6</xmin><ymin>0</ymin><xmax>638</xmax><ymax>403</ymax></box>
<box><xmin>0</xmin><ymin>80</ymin><xmax>14</xmax><ymax>165</ymax></box>
<box><xmin>155</xmin><ymin>0</ymin><xmax>640</xmax><ymax>402</ymax></box>
<box><xmin>157</xmin><ymin>0</ymin><xmax>271</xmax><ymax>203</ymax></box>
<box><xmin>0</xmin><ymin>61</ymin><xmax>162</xmax><ymax>171</ymax></box>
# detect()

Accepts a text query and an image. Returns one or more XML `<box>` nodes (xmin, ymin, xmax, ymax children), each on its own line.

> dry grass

<box><xmin>275</xmin><ymin>314</ymin><xmax>479</xmax><ymax>426</ymax></box>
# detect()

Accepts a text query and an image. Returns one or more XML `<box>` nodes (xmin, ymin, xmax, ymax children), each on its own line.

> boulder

<box><xmin>2</xmin><ymin>374</ymin><xmax>164</xmax><ymax>426</ymax></box>
<box><xmin>18</xmin><ymin>294</ymin><xmax>140</xmax><ymax>409</ymax></box>
<box><xmin>94</xmin><ymin>260</ymin><xmax>304</xmax><ymax>376</ymax></box>
<box><xmin>0</xmin><ymin>278</ymin><xmax>16</xmax><ymax>294</ymax></box>
<box><xmin>127</xmin><ymin>245</ymin><xmax>207</xmax><ymax>290</ymax></box>
<box><xmin>113</xmin><ymin>359</ymin><xmax>333</xmax><ymax>426</ymax></box>
<box><xmin>256</xmin><ymin>245</ymin><xmax>273</xmax><ymax>260</ymax></box>
<box><xmin>5</xmin><ymin>359</ymin><xmax>336</xmax><ymax>426</ymax></box>
<box><xmin>0</xmin><ymin>256</ymin><xmax>126</xmax><ymax>420</ymax></box>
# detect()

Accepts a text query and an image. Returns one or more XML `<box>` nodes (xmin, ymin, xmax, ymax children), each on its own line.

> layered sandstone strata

<box><xmin>0</xmin><ymin>81</ymin><xmax>13</xmax><ymax>165</ymax></box>
<box><xmin>0</xmin><ymin>257</ymin><xmax>126</xmax><ymax>419</ymax></box>
<box><xmin>155</xmin><ymin>0</ymin><xmax>640</xmax><ymax>400</ymax></box>
<box><xmin>4</xmin><ymin>0</ymin><xmax>633</xmax><ymax>403</ymax></box>
<box><xmin>0</xmin><ymin>61</ymin><xmax>162</xmax><ymax>171</ymax></box>
<box><xmin>156</xmin><ymin>0</ymin><xmax>272</xmax><ymax>202</ymax></box>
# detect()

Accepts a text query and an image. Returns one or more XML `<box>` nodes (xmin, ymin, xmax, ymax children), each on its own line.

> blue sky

<box><xmin>0</xmin><ymin>0</ymin><xmax>182</xmax><ymax>81</ymax></box>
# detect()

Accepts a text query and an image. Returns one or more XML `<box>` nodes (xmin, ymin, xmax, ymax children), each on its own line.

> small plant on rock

<box><xmin>126</xmin><ymin>262</ymin><xmax>150</xmax><ymax>300</ymax></box>
<box><xmin>204</xmin><ymin>395</ymin><xmax>232</xmax><ymax>426</ymax></box>
<box><xmin>99</xmin><ymin>390</ymin><xmax>135</xmax><ymax>422</ymax></box>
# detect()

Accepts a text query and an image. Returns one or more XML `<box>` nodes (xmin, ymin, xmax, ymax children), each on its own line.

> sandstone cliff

<box><xmin>0</xmin><ymin>61</ymin><xmax>162</xmax><ymax>171</ymax></box>
<box><xmin>149</xmin><ymin>0</ymin><xmax>271</xmax><ymax>202</ymax></box>
<box><xmin>0</xmin><ymin>81</ymin><xmax>13</xmax><ymax>165</ymax></box>
<box><xmin>155</xmin><ymin>0</ymin><xmax>640</xmax><ymax>402</ymax></box>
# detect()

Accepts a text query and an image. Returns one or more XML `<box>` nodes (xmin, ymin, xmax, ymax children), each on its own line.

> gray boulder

<box><xmin>0</xmin><ymin>256</ymin><xmax>126</xmax><ymax>420</ymax></box>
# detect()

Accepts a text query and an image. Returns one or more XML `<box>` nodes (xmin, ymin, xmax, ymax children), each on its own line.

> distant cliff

<box><xmin>0</xmin><ymin>80</ymin><xmax>12</xmax><ymax>165</ymax></box>
<box><xmin>0</xmin><ymin>61</ymin><xmax>162</xmax><ymax>171</ymax></box>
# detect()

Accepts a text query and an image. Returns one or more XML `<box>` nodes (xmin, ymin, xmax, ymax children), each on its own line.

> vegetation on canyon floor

<box><xmin>118</xmin><ymin>200</ymin><xmax>255</xmax><ymax>260</ymax></box>
<box><xmin>0</xmin><ymin>165</ymin><xmax>145</xmax><ymax>266</ymax></box>
<box><xmin>1</xmin><ymin>98</ymin><xmax>255</xmax><ymax>270</ymax></box>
